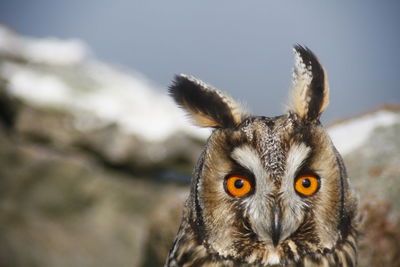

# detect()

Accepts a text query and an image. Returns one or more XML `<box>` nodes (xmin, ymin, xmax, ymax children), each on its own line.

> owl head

<box><xmin>167</xmin><ymin>46</ymin><xmax>358</xmax><ymax>266</ymax></box>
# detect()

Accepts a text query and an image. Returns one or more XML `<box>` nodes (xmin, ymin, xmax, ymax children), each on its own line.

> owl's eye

<box><xmin>294</xmin><ymin>174</ymin><xmax>320</xmax><ymax>196</ymax></box>
<box><xmin>225</xmin><ymin>174</ymin><xmax>253</xmax><ymax>197</ymax></box>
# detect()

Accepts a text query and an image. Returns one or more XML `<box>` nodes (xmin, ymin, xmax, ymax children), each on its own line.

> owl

<box><xmin>165</xmin><ymin>46</ymin><xmax>358</xmax><ymax>266</ymax></box>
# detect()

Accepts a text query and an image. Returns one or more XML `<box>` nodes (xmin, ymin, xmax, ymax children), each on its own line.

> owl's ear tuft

<box><xmin>169</xmin><ymin>74</ymin><xmax>246</xmax><ymax>128</ymax></box>
<box><xmin>289</xmin><ymin>45</ymin><xmax>330</xmax><ymax>122</ymax></box>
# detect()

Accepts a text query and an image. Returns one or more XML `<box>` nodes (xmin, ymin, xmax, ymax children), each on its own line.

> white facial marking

<box><xmin>231</xmin><ymin>143</ymin><xmax>312</xmax><ymax>247</ymax></box>
<box><xmin>232</xmin><ymin>145</ymin><xmax>273</xmax><ymax>241</ymax></box>
<box><xmin>285</xmin><ymin>142</ymin><xmax>311</xmax><ymax>180</ymax></box>
<box><xmin>279</xmin><ymin>142</ymin><xmax>311</xmax><ymax>241</ymax></box>
<box><xmin>267</xmin><ymin>250</ymin><xmax>281</xmax><ymax>265</ymax></box>
<box><xmin>231</xmin><ymin>145</ymin><xmax>265</xmax><ymax>180</ymax></box>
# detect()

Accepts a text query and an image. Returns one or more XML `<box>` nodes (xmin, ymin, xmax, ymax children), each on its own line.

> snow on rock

<box><xmin>328</xmin><ymin>110</ymin><xmax>400</xmax><ymax>155</ymax></box>
<box><xmin>0</xmin><ymin>26</ymin><xmax>87</xmax><ymax>65</ymax></box>
<box><xmin>2</xmin><ymin>63</ymin><xmax>72</xmax><ymax>105</ymax></box>
<box><xmin>0</xmin><ymin>25</ymin><xmax>210</xmax><ymax>142</ymax></box>
<box><xmin>22</xmin><ymin>37</ymin><xmax>87</xmax><ymax>65</ymax></box>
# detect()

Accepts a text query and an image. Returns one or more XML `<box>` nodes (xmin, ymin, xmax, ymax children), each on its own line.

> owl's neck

<box><xmin>166</xmin><ymin>209</ymin><xmax>358</xmax><ymax>267</ymax></box>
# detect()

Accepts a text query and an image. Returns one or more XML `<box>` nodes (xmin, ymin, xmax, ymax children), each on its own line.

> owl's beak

<box><xmin>271</xmin><ymin>204</ymin><xmax>282</xmax><ymax>247</ymax></box>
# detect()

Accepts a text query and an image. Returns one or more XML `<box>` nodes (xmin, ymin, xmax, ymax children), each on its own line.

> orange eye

<box><xmin>294</xmin><ymin>174</ymin><xmax>320</xmax><ymax>196</ymax></box>
<box><xmin>225</xmin><ymin>174</ymin><xmax>253</xmax><ymax>197</ymax></box>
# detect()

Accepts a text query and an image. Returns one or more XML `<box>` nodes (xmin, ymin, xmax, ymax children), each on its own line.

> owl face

<box><xmin>197</xmin><ymin>115</ymin><xmax>348</xmax><ymax>262</ymax></box>
<box><xmin>167</xmin><ymin>46</ymin><xmax>357</xmax><ymax>266</ymax></box>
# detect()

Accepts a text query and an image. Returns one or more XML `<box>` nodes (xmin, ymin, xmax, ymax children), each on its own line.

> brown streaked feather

<box><xmin>169</xmin><ymin>74</ymin><xmax>246</xmax><ymax>128</ymax></box>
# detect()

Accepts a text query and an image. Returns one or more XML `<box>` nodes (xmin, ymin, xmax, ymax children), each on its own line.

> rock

<box><xmin>0</xmin><ymin>78</ymin><xmax>19</xmax><ymax>130</ymax></box>
<box><xmin>345</xmin><ymin>122</ymin><xmax>400</xmax><ymax>266</ymax></box>
<box><xmin>0</xmin><ymin>111</ymin><xmax>189</xmax><ymax>267</ymax></box>
<box><xmin>142</xmin><ymin>189</ymin><xmax>188</xmax><ymax>267</ymax></box>
<box><xmin>0</xmin><ymin>72</ymin><xmax>197</xmax><ymax>267</ymax></box>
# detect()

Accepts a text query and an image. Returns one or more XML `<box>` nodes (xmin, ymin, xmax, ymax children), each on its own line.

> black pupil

<box><xmin>234</xmin><ymin>179</ymin><xmax>244</xmax><ymax>189</ymax></box>
<box><xmin>302</xmin><ymin>178</ymin><xmax>311</xmax><ymax>188</ymax></box>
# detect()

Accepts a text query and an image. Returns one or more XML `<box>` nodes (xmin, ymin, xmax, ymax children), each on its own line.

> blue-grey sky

<box><xmin>0</xmin><ymin>1</ymin><xmax>399</xmax><ymax>123</ymax></box>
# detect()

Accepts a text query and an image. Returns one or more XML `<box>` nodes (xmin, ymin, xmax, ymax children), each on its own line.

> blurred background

<box><xmin>0</xmin><ymin>1</ymin><xmax>399</xmax><ymax>266</ymax></box>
